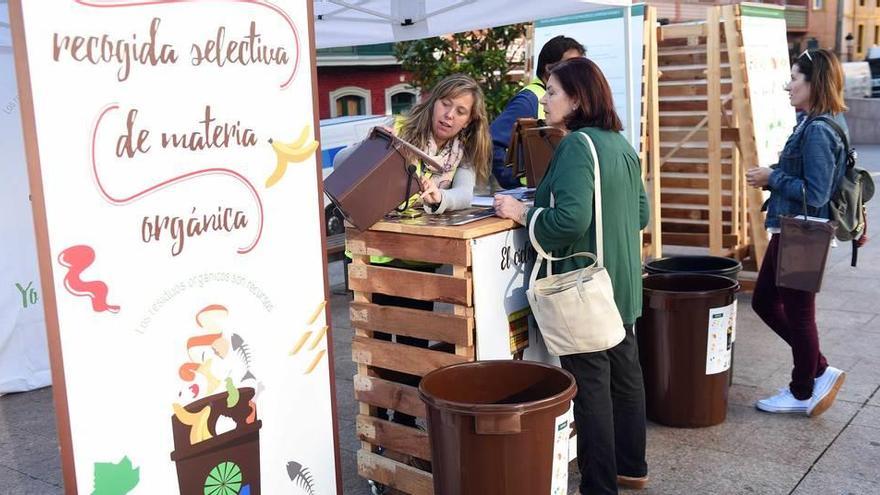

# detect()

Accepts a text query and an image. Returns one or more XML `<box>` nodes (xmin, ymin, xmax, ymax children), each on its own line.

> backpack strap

<box><xmin>806</xmin><ymin>116</ymin><xmax>855</xmax><ymax>168</ymax></box>
<box><xmin>810</xmin><ymin>116</ymin><xmax>864</xmax><ymax>267</ymax></box>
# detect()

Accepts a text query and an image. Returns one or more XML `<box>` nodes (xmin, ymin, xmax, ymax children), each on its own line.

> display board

<box><xmin>739</xmin><ymin>4</ymin><xmax>797</xmax><ymax>167</ymax></box>
<box><xmin>534</xmin><ymin>4</ymin><xmax>645</xmax><ymax>149</ymax></box>
<box><xmin>10</xmin><ymin>0</ymin><xmax>340</xmax><ymax>493</ymax></box>
<box><xmin>471</xmin><ymin>228</ymin><xmax>556</xmax><ymax>364</ymax></box>
<box><xmin>0</xmin><ymin>2</ymin><xmax>50</xmax><ymax>394</ymax></box>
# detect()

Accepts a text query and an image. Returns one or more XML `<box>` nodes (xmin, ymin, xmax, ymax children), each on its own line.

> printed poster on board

<box><xmin>739</xmin><ymin>4</ymin><xmax>797</xmax><ymax>167</ymax></box>
<box><xmin>534</xmin><ymin>5</ymin><xmax>645</xmax><ymax>149</ymax></box>
<box><xmin>10</xmin><ymin>1</ymin><xmax>340</xmax><ymax>493</ymax></box>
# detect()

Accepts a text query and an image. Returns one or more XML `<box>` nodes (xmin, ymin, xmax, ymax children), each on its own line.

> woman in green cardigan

<box><xmin>494</xmin><ymin>58</ymin><xmax>650</xmax><ymax>495</ymax></box>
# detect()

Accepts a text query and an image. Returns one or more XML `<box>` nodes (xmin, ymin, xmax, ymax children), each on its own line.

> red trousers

<box><xmin>752</xmin><ymin>235</ymin><xmax>828</xmax><ymax>400</ymax></box>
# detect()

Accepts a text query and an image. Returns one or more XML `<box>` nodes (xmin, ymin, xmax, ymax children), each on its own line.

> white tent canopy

<box><xmin>314</xmin><ymin>0</ymin><xmax>631</xmax><ymax>48</ymax></box>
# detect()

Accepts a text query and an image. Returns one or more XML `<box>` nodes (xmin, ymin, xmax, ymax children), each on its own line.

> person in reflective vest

<box><xmin>489</xmin><ymin>35</ymin><xmax>585</xmax><ymax>189</ymax></box>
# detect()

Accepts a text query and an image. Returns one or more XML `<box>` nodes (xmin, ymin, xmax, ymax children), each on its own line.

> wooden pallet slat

<box><xmin>346</xmin><ymin>229</ymin><xmax>471</xmax><ymax>266</ymax></box>
<box><xmin>349</xmin><ymin>302</ymin><xmax>473</xmax><ymax>346</ymax></box>
<box><xmin>707</xmin><ymin>7</ymin><xmax>724</xmax><ymax>255</ymax></box>
<box><xmin>357</xmin><ymin>450</ymin><xmax>434</xmax><ymax>495</ymax></box>
<box><xmin>352</xmin><ymin>335</ymin><xmax>470</xmax><ymax>377</ymax></box>
<box><xmin>348</xmin><ymin>264</ymin><xmax>471</xmax><ymax>306</ymax></box>
<box><xmin>354</xmin><ymin>375</ymin><xmax>427</xmax><ymax>419</ymax></box>
<box><xmin>356</xmin><ymin>414</ymin><xmax>432</xmax><ymax>462</ymax></box>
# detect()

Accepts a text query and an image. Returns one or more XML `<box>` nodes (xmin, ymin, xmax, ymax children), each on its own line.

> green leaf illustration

<box><xmin>225</xmin><ymin>378</ymin><xmax>240</xmax><ymax>408</ymax></box>
<box><xmin>92</xmin><ymin>456</ymin><xmax>139</xmax><ymax>495</ymax></box>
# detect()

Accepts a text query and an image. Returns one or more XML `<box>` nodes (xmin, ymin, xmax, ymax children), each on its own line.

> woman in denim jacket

<box><xmin>745</xmin><ymin>49</ymin><xmax>848</xmax><ymax>417</ymax></box>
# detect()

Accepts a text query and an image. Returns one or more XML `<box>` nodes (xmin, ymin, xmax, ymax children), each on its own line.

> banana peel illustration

<box><xmin>266</xmin><ymin>125</ymin><xmax>319</xmax><ymax>188</ymax></box>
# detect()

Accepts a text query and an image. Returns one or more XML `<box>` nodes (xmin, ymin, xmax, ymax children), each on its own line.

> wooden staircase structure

<box><xmin>644</xmin><ymin>5</ymin><xmax>770</xmax><ymax>266</ymax></box>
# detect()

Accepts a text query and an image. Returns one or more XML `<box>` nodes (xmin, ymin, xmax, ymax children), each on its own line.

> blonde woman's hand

<box><xmin>420</xmin><ymin>177</ymin><xmax>443</xmax><ymax>206</ymax></box>
<box><xmin>494</xmin><ymin>194</ymin><xmax>528</xmax><ymax>225</ymax></box>
<box><xmin>745</xmin><ymin>167</ymin><xmax>772</xmax><ymax>188</ymax></box>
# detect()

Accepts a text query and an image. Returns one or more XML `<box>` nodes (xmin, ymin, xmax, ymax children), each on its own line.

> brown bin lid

<box><xmin>419</xmin><ymin>361</ymin><xmax>576</xmax><ymax>416</ymax></box>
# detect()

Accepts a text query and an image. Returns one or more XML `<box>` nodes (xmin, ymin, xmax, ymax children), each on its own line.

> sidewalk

<box><xmin>2</xmin><ymin>146</ymin><xmax>879</xmax><ymax>494</ymax></box>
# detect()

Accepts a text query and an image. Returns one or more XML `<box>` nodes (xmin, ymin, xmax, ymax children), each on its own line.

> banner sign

<box><xmin>0</xmin><ymin>4</ymin><xmax>50</xmax><ymax>394</ymax></box>
<box><xmin>740</xmin><ymin>4</ymin><xmax>797</xmax><ymax>167</ymax></box>
<box><xmin>10</xmin><ymin>1</ymin><xmax>340</xmax><ymax>493</ymax></box>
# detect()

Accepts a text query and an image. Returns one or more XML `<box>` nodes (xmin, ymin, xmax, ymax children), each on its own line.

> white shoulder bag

<box><xmin>526</xmin><ymin>131</ymin><xmax>625</xmax><ymax>355</ymax></box>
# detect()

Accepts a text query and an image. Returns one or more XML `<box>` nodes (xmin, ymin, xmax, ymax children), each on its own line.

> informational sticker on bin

<box><xmin>9</xmin><ymin>1</ymin><xmax>339</xmax><ymax>493</ymax></box>
<box><xmin>706</xmin><ymin>303</ymin><xmax>737</xmax><ymax>375</ymax></box>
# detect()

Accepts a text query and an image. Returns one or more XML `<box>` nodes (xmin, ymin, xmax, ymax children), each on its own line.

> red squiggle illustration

<box><xmin>73</xmin><ymin>0</ymin><xmax>300</xmax><ymax>89</ymax></box>
<box><xmin>92</xmin><ymin>104</ymin><xmax>264</xmax><ymax>254</ymax></box>
<box><xmin>58</xmin><ymin>245</ymin><xmax>121</xmax><ymax>313</ymax></box>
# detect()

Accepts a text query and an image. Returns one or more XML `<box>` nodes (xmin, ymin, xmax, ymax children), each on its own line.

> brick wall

<box><xmin>316</xmin><ymin>66</ymin><xmax>413</xmax><ymax>119</ymax></box>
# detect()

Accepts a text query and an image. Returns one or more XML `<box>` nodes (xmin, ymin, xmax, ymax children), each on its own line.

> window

<box><xmin>336</xmin><ymin>95</ymin><xmax>365</xmax><ymax>116</ymax></box>
<box><xmin>329</xmin><ymin>87</ymin><xmax>372</xmax><ymax>117</ymax></box>
<box><xmin>875</xmin><ymin>25</ymin><xmax>880</xmax><ymax>45</ymax></box>
<box><xmin>391</xmin><ymin>92</ymin><xmax>416</xmax><ymax>115</ymax></box>
<box><xmin>857</xmin><ymin>24</ymin><xmax>865</xmax><ymax>54</ymax></box>
<box><xmin>384</xmin><ymin>84</ymin><xmax>420</xmax><ymax>116</ymax></box>
<box><xmin>859</xmin><ymin>0</ymin><xmax>865</xmax><ymax>7</ymax></box>
<box><xmin>812</xmin><ymin>0</ymin><xmax>822</xmax><ymax>10</ymax></box>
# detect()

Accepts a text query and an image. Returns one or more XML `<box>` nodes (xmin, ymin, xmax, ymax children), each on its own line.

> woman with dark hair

<box><xmin>495</xmin><ymin>57</ymin><xmax>649</xmax><ymax>494</ymax></box>
<box><xmin>746</xmin><ymin>48</ymin><xmax>849</xmax><ymax>416</ymax></box>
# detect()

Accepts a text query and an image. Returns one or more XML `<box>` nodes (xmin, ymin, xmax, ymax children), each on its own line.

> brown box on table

<box><xmin>325</xmin><ymin>127</ymin><xmax>440</xmax><ymax>231</ymax></box>
<box><xmin>505</xmin><ymin>118</ymin><xmax>565</xmax><ymax>188</ymax></box>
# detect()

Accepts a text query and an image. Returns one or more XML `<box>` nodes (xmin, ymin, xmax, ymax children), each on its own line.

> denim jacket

<box><xmin>764</xmin><ymin>112</ymin><xmax>849</xmax><ymax>229</ymax></box>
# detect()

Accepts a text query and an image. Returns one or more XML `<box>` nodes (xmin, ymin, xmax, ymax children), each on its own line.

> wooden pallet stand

<box><xmin>346</xmin><ymin>217</ymin><xmax>517</xmax><ymax>495</ymax></box>
<box><xmin>645</xmin><ymin>4</ymin><xmax>772</xmax><ymax>270</ymax></box>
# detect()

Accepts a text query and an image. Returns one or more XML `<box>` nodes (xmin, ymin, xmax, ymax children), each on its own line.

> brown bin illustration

<box><xmin>170</xmin><ymin>387</ymin><xmax>261</xmax><ymax>495</ymax></box>
<box><xmin>324</xmin><ymin>127</ymin><xmax>441</xmax><ymax>231</ymax></box>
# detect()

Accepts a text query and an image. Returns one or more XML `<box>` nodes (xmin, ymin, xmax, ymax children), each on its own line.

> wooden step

<box><xmin>663</xmin><ymin>208</ymin><xmax>734</xmax><ymax>222</ymax></box>
<box><xmin>661</xmin><ymin>162</ymin><xmax>734</xmax><ymax>174</ymax></box>
<box><xmin>660</xmin><ymin>141</ymin><xmax>735</xmax><ymax>149</ymax></box>
<box><xmin>659</xmin><ymin>147</ymin><xmax>734</xmax><ymax>160</ymax></box>
<box><xmin>662</xmin><ymin>202</ymin><xmax>733</xmax><ymax>212</ymax></box>
<box><xmin>661</xmin><ymin>171</ymin><xmax>733</xmax><ymax>180</ymax></box>
<box><xmin>659</xmin><ymin>45</ymin><xmax>728</xmax><ymax>56</ymax></box>
<box><xmin>660</xmin><ymin>82</ymin><xmax>733</xmax><ymax>98</ymax></box>
<box><xmin>661</xmin><ymin>191</ymin><xmax>733</xmax><ymax>206</ymax></box>
<box><xmin>661</xmin><ymin>187</ymin><xmax>732</xmax><ymax>196</ymax></box>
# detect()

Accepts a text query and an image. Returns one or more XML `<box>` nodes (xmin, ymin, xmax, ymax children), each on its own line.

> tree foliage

<box><xmin>393</xmin><ymin>24</ymin><xmax>528</xmax><ymax>120</ymax></box>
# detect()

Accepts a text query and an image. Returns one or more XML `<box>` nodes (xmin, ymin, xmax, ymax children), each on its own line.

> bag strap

<box><xmin>578</xmin><ymin>131</ymin><xmax>605</xmax><ymax>266</ymax></box>
<box><xmin>803</xmin><ymin>116</ymin><xmax>854</xmax><ymax>169</ymax></box>
<box><xmin>527</xmin><ymin>208</ymin><xmax>598</xmax><ymax>293</ymax></box>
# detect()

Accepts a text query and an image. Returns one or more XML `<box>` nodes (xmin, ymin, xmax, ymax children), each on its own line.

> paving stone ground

<box><xmin>3</xmin><ymin>147</ymin><xmax>879</xmax><ymax>495</ymax></box>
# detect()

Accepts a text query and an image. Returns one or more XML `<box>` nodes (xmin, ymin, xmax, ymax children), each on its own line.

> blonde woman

<box><xmin>334</xmin><ymin>73</ymin><xmax>491</xmax><ymax>214</ymax></box>
<box><xmin>397</xmin><ymin>73</ymin><xmax>491</xmax><ymax>212</ymax></box>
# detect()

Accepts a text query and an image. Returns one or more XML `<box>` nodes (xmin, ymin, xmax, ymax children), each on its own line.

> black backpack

<box><xmin>805</xmin><ymin>116</ymin><xmax>875</xmax><ymax>266</ymax></box>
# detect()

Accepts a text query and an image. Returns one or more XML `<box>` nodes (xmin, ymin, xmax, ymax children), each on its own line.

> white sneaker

<box><xmin>756</xmin><ymin>388</ymin><xmax>810</xmax><ymax>414</ymax></box>
<box><xmin>808</xmin><ymin>366</ymin><xmax>846</xmax><ymax>417</ymax></box>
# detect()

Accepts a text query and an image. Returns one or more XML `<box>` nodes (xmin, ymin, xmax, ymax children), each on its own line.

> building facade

<box><xmin>315</xmin><ymin>43</ymin><xmax>418</xmax><ymax>120</ymax></box>
<box><xmin>649</xmin><ymin>0</ymin><xmax>880</xmax><ymax>60</ymax></box>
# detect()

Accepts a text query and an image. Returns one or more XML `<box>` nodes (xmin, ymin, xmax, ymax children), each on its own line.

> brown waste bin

<box><xmin>638</xmin><ymin>274</ymin><xmax>739</xmax><ymax>427</ymax></box>
<box><xmin>170</xmin><ymin>388</ymin><xmax>262</xmax><ymax>495</ymax></box>
<box><xmin>419</xmin><ymin>361</ymin><xmax>576</xmax><ymax>495</ymax></box>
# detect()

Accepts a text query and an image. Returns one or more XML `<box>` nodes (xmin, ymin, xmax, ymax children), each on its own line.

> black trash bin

<box><xmin>637</xmin><ymin>273</ymin><xmax>739</xmax><ymax>427</ymax></box>
<box><xmin>645</xmin><ymin>255</ymin><xmax>742</xmax><ymax>280</ymax></box>
<box><xmin>645</xmin><ymin>255</ymin><xmax>742</xmax><ymax>385</ymax></box>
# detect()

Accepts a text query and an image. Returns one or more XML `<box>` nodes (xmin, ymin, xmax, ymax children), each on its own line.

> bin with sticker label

<box><xmin>637</xmin><ymin>273</ymin><xmax>739</xmax><ymax>427</ymax></box>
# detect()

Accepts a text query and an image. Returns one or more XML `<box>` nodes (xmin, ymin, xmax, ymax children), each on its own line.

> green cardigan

<box><xmin>526</xmin><ymin>127</ymin><xmax>649</xmax><ymax>324</ymax></box>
